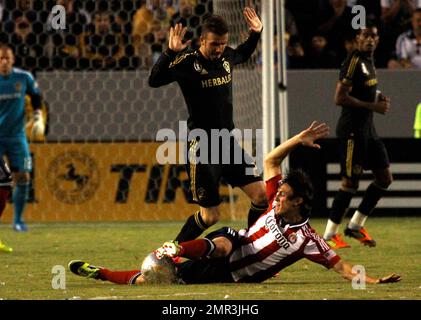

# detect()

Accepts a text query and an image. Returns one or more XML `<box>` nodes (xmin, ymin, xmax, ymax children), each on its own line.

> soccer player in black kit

<box><xmin>323</xmin><ymin>22</ymin><xmax>393</xmax><ymax>250</ymax></box>
<box><xmin>149</xmin><ymin>8</ymin><xmax>268</xmax><ymax>243</ymax></box>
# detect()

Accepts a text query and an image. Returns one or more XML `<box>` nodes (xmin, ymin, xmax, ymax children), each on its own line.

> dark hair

<box><xmin>311</xmin><ymin>31</ymin><xmax>327</xmax><ymax>39</ymax></box>
<box><xmin>0</xmin><ymin>44</ymin><xmax>13</xmax><ymax>54</ymax></box>
<box><xmin>201</xmin><ymin>15</ymin><xmax>229</xmax><ymax>36</ymax></box>
<box><xmin>281</xmin><ymin>170</ymin><xmax>313</xmax><ymax>217</ymax></box>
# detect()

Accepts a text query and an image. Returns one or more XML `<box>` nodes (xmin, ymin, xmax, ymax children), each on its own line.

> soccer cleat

<box><xmin>344</xmin><ymin>226</ymin><xmax>376</xmax><ymax>247</ymax></box>
<box><xmin>156</xmin><ymin>241</ymin><xmax>183</xmax><ymax>259</ymax></box>
<box><xmin>325</xmin><ymin>234</ymin><xmax>351</xmax><ymax>249</ymax></box>
<box><xmin>0</xmin><ymin>241</ymin><xmax>13</xmax><ymax>253</ymax></box>
<box><xmin>68</xmin><ymin>260</ymin><xmax>101</xmax><ymax>279</ymax></box>
<box><xmin>13</xmin><ymin>222</ymin><xmax>28</xmax><ymax>232</ymax></box>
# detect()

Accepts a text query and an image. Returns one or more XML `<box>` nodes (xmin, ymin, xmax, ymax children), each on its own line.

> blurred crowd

<box><xmin>0</xmin><ymin>0</ymin><xmax>211</xmax><ymax>72</ymax></box>
<box><xmin>0</xmin><ymin>0</ymin><xmax>420</xmax><ymax>72</ymax></box>
<box><xmin>285</xmin><ymin>0</ymin><xmax>421</xmax><ymax>69</ymax></box>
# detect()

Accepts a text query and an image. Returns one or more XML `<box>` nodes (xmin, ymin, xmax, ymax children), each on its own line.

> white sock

<box><xmin>323</xmin><ymin>219</ymin><xmax>340</xmax><ymax>240</ymax></box>
<box><xmin>348</xmin><ymin>210</ymin><xmax>368</xmax><ymax>230</ymax></box>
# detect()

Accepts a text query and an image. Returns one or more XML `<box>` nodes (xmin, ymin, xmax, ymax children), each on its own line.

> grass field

<box><xmin>0</xmin><ymin>217</ymin><xmax>420</xmax><ymax>300</ymax></box>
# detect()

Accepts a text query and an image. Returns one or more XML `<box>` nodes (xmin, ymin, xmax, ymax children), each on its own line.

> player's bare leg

<box><xmin>174</xmin><ymin>206</ymin><xmax>219</xmax><ymax>243</ymax></box>
<box><xmin>240</xmin><ymin>181</ymin><xmax>268</xmax><ymax>227</ymax></box>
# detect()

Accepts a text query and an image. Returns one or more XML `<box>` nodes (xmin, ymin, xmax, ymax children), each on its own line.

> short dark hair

<box><xmin>0</xmin><ymin>44</ymin><xmax>12</xmax><ymax>51</ymax></box>
<box><xmin>0</xmin><ymin>44</ymin><xmax>13</xmax><ymax>56</ymax></box>
<box><xmin>281</xmin><ymin>170</ymin><xmax>313</xmax><ymax>217</ymax></box>
<box><xmin>202</xmin><ymin>15</ymin><xmax>229</xmax><ymax>36</ymax></box>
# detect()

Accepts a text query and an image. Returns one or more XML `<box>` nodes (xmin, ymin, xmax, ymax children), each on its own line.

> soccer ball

<box><xmin>140</xmin><ymin>251</ymin><xmax>177</xmax><ymax>284</ymax></box>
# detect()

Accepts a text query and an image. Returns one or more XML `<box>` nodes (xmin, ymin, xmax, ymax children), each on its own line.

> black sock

<box><xmin>204</xmin><ymin>238</ymin><xmax>216</xmax><ymax>257</ymax></box>
<box><xmin>175</xmin><ymin>211</ymin><xmax>209</xmax><ymax>243</ymax></box>
<box><xmin>329</xmin><ymin>189</ymin><xmax>355</xmax><ymax>224</ymax></box>
<box><xmin>357</xmin><ymin>183</ymin><xmax>387</xmax><ymax>216</ymax></box>
<box><xmin>248</xmin><ymin>202</ymin><xmax>269</xmax><ymax>227</ymax></box>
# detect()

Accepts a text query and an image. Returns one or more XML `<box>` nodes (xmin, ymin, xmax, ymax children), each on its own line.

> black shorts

<box><xmin>176</xmin><ymin>227</ymin><xmax>241</xmax><ymax>284</ymax></box>
<box><xmin>186</xmin><ymin>136</ymin><xmax>262</xmax><ymax>207</ymax></box>
<box><xmin>338</xmin><ymin>136</ymin><xmax>390</xmax><ymax>180</ymax></box>
<box><xmin>204</xmin><ymin>226</ymin><xmax>242</xmax><ymax>248</ymax></box>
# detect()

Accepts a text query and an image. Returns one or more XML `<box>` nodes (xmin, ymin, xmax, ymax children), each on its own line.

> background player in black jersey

<box><xmin>323</xmin><ymin>22</ymin><xmax>392</xmax><ymax>250</ymax></box>
<box><xmin>149</xmin><ymin>8</ymin><xmax>268</xmax><ymax>242</ymax></box>
<box><xmin>0</xmin><ymin>158</ymin><xmax>13</xmax><ymax>253</ymax></box>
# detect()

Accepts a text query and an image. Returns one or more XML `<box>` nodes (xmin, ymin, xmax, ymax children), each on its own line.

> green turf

<box><xmin>0</xmin><ymin>217</ymin><xmax>420</xmax><ymax>300</ymax></box>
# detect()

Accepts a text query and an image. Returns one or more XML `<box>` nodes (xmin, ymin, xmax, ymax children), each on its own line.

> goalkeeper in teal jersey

<box><xmin>0</xmin><ymin>44</ymin><xmax>45</xmax><ymax>232</ymax></box>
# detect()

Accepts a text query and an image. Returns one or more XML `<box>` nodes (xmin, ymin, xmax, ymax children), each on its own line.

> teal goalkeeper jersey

<box><xmin>0</xmin><ymin>67</ymin><xmax>40</xmax><ymax>138</ymax></box>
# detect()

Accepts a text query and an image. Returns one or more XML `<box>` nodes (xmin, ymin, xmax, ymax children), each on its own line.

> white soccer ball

<box><xmin>140</xmin><ymin>252</ymin><xmax>177</xmax><ymax>284</ymax></box>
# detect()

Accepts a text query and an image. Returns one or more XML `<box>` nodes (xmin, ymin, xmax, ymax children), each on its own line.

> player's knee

<box><xmin>375</xmin><ymin>175</ymin><xmax>393</xmax><ymax>189</ymax></box>
<box><xmin>341</xmin><ymin>177</ymin><xmax>358</xmax><ymax>192</ymax></box>
<box><xmin>253</xmin><ymin>190</ymin><xmax>268</xmax><ymax>206</ymax></box>
<box><xmin>247</xmin><ymin>185</ymin><xmax>268</xmax><ymax>206</ymax></box>
<box><xmin>211</xmin><ymin>237</ymin><xmax>232</xmax><ymax>258</ymax></box>
<box><xmin>373</xmin><ymin>167</ymin><xmax>393</xmax><ymax>189</ymax></box>
<box><xmin>200</xmin><ymin>208</ymin><xmax>220</xmax><ymax>226</ymax></box>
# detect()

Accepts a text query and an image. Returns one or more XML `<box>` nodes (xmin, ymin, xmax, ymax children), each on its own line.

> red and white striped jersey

<box><xmin>229</xmin><ymin>174</ymin><xmax>340</xmax><ymax>283</ymax></box>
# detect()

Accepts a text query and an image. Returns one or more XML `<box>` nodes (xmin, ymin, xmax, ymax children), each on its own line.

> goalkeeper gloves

<box><xmin>30</xmin><ymin>109</ymin><xmax>45</xmax><ymax>142</ymax></box>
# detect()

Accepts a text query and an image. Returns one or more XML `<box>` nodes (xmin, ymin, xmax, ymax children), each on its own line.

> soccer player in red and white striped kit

<box><xmin>0</xmin><ymin>158</ymin><xmax>13</xmax><ymax>253</ymax></box>
<box><xmin>69</xmin><ymin>122</ymin><xmax>401</xmax><ymax>285</ymax></box>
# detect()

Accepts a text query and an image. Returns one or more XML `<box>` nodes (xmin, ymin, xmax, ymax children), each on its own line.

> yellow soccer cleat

<box><xmin>0</xmin><ymin>241</ymin><xmax>13</xmax><ymax>253</ymax></box>
<box><xmin>68</xmin><ymin>260</ymin><xmax>101</xmax><ymax>279</ymax></box>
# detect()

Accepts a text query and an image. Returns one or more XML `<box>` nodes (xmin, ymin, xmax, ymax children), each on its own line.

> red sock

<box><xmin>99</xmin><ymin>269</ymin><xmax>141</xmax><ymax>285</ymax></box>
<box><xmin>0</xmin><ymin>188</ymin><xmax>10</xmax><ymax>218</ymax></box>
<box><xmin>180</xmin><ymin>239</ymin><xmax>213</xmax><ymax>259</ymax></box>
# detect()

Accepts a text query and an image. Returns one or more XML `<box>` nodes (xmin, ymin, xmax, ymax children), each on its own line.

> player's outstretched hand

<box><xmin>243</xmin><ymin>7</ymin><xmax>263</xmax><ymax>33</ymax></box>
<box><xmin>299</xmin><ymin>121</ymin><xmax>330</xmax><ymax>149</ymax></box>
<box><xmin>169</xmin><ymin>23</ymin><xmax>191</xmax><ymax>52</ymax></box>
<box><xmin>377</xmin><ymin>273</ymin><xmax>402</xmax><ymax>284</ymax></box>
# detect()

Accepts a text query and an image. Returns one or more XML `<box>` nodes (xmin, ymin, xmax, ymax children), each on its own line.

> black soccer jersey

<box><xmin>337</xmin><ymin>50</ymin><xmax>378</xmax><ymax>138</ymax></box>
<box><xmin>148</xmin><ymin>31</ymin><xmax>261</xmax><ymax>132</ymax></box>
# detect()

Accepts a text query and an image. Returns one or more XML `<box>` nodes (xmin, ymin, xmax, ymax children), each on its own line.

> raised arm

<box><xmin>243</xmin><ymin>7</ymin><xmax>263</xmax><ymax>33</ymax></box>
<box><xmin>148</xmin><ymin>23</ymin><xmax>191</xmax><ymax>88</ymax></box>
<box><xmin>232</xmin><ymin>7</ymin><xmax>263</xmax><ymax>64</ymax></box>
<box><xmin>263</xmin><ymin>121</ymin><xmax>329</xmax><ymax>180</ymax></box>
<box><xmin>332</xmin><ymin>260</ymin><xmax>401</xmax><ymax>284</ymax></box>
